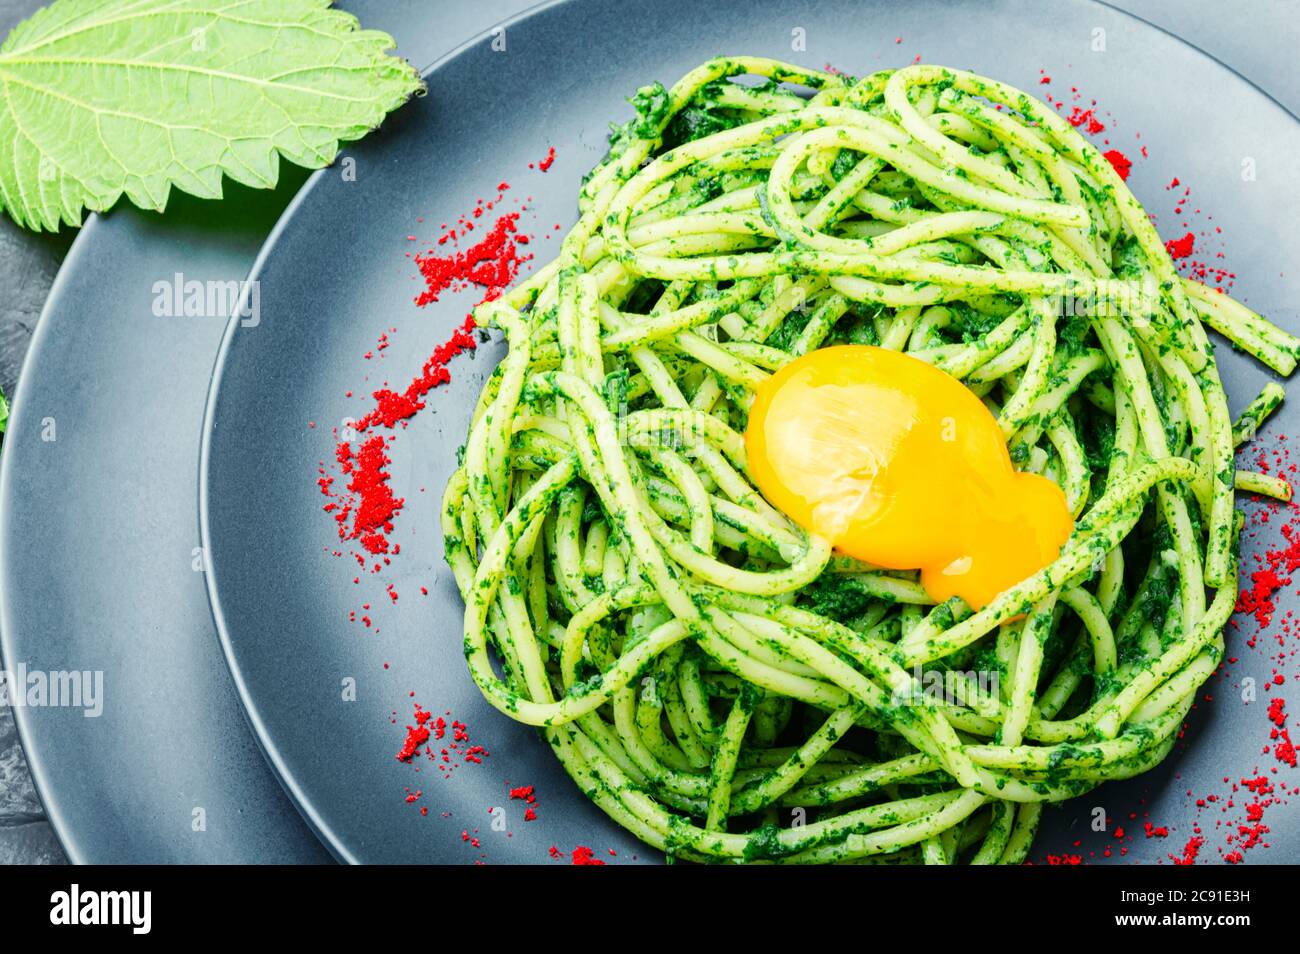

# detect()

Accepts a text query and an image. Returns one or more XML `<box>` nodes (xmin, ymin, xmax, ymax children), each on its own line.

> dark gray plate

<box><xmin>0</xmin><ymin>0</ymin><xmax>536</xmax><ymax>864</ymax></box>
<box><xmin>202</xmin><ymin>0</ymin><xmax>1300</xmax><ymax>863</ymax></box>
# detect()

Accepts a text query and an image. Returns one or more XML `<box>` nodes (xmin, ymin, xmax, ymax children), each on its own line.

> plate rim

<box><xmin>0</xmin><ymin>213</ymin><xmax>102</xmax><ymax>863</ymax></box>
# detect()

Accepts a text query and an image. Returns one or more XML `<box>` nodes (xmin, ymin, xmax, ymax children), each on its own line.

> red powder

<box><xmin>1170</xmin><ymin>836</ymin><xmax>1204</xmax><ymax>865</ymax></box>
<box><xmin>396</xmin><ymin>722</ymin><xmax>430</xmax><ymax>762</ymax></box>
<box><xmin>509</xmin><ymin>783</ymin><xmax>539</xmax><ymax>820</ymax></box>
<box><xmin>1101</xmin><ymin>149</ymin><xmax>1132</xmax><ymax>181</ymax></box>
<box><xmin>1236</xmin><ymin>521</ymin><xmax>1300</xmax><ymax>627</ymax></box>
<box><xmin>571</xmin><ymin>845</ymin><xmax>606</xmax><ymax>866</ymax></box>
<box><xmin>394</xmin><ymin>698</ymin><xmax>488</xmax><ymax>779</ymax></box>
<box><xmin>1066</xmin><ymin>106</ymin><xmax>1105</xmax><ymax>134</ymax></box>
<box><xmin>353</xmin><ymin>317</ymin><xmax>479</xmax><ymax>432</ymax></box>
<box><xmin>318</xmin><ymin>177</ymin><xmax>540</xmax><ymax>625</ymax></box>
<box><xmin>414</xmin><ymin>212</ymin><xmax>532</xmax><ymax>307</ymax></box>
<box><xmin>1268</xmin><ymin>698</ymin><xmax>1297</xmax><ymax>767</ymax></box>
<box><xmin>1236</xmin><ymin>565</ymin><xmax>1289</xmax><ymax>628</ymax></box>
<box><xmin>1165</xmin><ymin>232</ymin><xmax>1195</xmax><ymax>260</ymax></box>
<box><xmin>1268</xmin><ymin>698</ymin><xmax>1287</xmax><ymax>727</ymax></box>
<box><xmin>1200</xmin><ymin>449</ymin><xmax>1300</xmax><ymax>863</ymax></box>
<box><xmin>340</xmin><ymin>435</ymin><xmax>402</xmax><ymax>554</ymax></box>
<box><xmin>538</xmin><ymin>146</ymin><xmax>556</xmax><ymax>172</ymax></box>
<box><xmin>316</xmin><ymin>319</ymin><xmax>476</xmax><ymax>598</ymax></box>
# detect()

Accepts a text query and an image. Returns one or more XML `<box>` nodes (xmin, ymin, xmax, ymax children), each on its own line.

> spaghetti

<box><xmin>441</xmin><ymin>58</ymin><xmax>1299</xmax><ymax>863</ymax></box>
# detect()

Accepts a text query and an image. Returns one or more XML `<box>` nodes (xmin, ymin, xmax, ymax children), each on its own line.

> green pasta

<box><xmin>441</xmin><ymin>58</ymin><xmax>1298</xmax><ymax>863</ymax></box>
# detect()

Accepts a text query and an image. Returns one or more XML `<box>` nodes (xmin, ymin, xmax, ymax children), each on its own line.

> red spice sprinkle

<box><xmin>352</xmin><ymin>317</ymin><xmax>478</xmax><ymax>433</ymax></box>
<box><xmin>1101</xmin><ymin>149</ymin><xmax>1132</xmax><ymax>181</ymax></box>
<box><xmin>1066</xmin><ymin>106</ymin><xmax>1105</xmax><ymax>134</ymax></box>
<box><xmin>1165</xmin><ymin>232</ymin><xmax>1195</xmax><ymax>260</ymax></box>
<box><xmin>319</xmin><ymin>182</ymin><xmax>540</xmax><ymax>626</ymax></box>
<box><xmin>1269</xmin><ymin>699</ymin><xmax>1297</xmax><ymax>767</ymax></box>
<box><xmin>537</xmin><ymin>146</ymin><xmax>556</xmax><ymax>172</ymax></box>
<box><xmin>1170</xmin><ymin>836</ymin><xmax>1204</xmax><ymax>865</ymax></box>
<box><xmin>570</xmin><ymin>845</ymin><xmax>606</xmax><ymax>866</ymax></box>
<box><xmin>414</xmin><ymin>212</ymin><xmax>532</xmax><ymax>307</ymax></box>
<box><xmin>396</xmin><ymin>723</ymin><xmax>430</xmax><ymax>762</ymax></box>
<box><xmin>507</xmin><ymin>783</ymin><xmax>540</xmax><ymax>820</ymax></box>
<box><xmin>1268</xmin><ymin>697</ymin><xmax>1287</xmax><ymax>727</ymax></box>
<box><xmin>1235</xmin><ymin>521</ymin><xmax>1300</xmax><ymax>627</ymax></box>
<box><xmin>326</xmin><ymin>435</ymin><xmax>402</xmax><ymax>556</ymax></box>
<box><xmin>396</xmin><ymin>699</ymin><xmax>487</xmax><ymax>778</ymax></box>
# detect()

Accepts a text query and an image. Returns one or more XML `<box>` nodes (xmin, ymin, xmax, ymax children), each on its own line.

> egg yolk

<box><xmin>746</xmin><ymin>345</ymin><xmax>1074</xmax><ymax>610</ymax></box>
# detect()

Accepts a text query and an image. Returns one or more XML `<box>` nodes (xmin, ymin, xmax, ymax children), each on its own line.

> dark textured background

<box><xmin>0</xmin><ymin>0</ymin><xmax>1295</xmax><ymax>865</ymax></box>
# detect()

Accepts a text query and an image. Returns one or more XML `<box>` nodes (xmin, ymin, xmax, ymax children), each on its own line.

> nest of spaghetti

<box><xmin>442</xmin><ymin>58</ymin><xmax>1296</xmax><ymax>863</ymax></box>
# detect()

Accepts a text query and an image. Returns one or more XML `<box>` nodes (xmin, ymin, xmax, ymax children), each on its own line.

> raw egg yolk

<box><xmin>746</xmin><ymin>345</ymin><xmax>1074</xmax><ymax>610</ymax></box>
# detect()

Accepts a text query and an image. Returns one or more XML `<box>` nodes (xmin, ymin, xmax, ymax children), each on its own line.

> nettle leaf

<box><xmin>0</xmin><ymin>0</ymin><xmax>423</xmax><ymax>230</ymax></box>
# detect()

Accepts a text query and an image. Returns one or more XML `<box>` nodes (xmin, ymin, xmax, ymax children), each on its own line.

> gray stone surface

<box><xmin>0</xmin><ymin>705</ymin><xmax>42</xmax><ymax>823</ymax></box>
<box><xmin>0</xmin><ymin>820</ymin><xmax>68</xmax><ymax>865</ymax></box>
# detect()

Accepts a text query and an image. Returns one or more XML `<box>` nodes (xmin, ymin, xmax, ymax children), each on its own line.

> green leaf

<box><xmin>0</xmin><ymin>387</ymin><xmax>8</xmax><ymax>433</ymax></box>
<box><xmin>0</xmin><ymin>0</ymin><xmax>423</xmax><ymax>231</ymax></box>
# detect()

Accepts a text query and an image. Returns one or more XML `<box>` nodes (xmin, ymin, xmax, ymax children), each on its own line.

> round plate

<box><xmin>201</xmin><ymin>0</ymin><xmax>1300</xmax><ymax>863</ymax></box>
<box><xmin>0</xmin><ymin>0</ymin><xmax>535</xmax><ymax>864</ymax></box>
